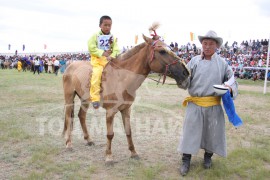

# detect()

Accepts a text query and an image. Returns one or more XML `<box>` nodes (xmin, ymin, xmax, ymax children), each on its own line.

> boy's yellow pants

<box><xmin>90</xmin><ymin>56</ymin><xmax>108</xmax><ymax>102</ymax></box>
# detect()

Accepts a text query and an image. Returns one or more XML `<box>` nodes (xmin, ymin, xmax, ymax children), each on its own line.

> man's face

<box><xmin>202</xmin><ymin>39</ymin><xmax>218</xmax><ymax>57</ymax></box>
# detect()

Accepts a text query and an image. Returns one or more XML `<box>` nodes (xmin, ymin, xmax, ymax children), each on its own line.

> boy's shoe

<box><xmin>92</xmin><ymin>101</ymin><xmax>100</xmax><ymax>109</ymax></box>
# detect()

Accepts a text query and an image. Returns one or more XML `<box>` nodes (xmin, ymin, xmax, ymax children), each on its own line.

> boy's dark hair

<box><xmin>99</xmin><ymin>15</ymin><xmax>112</xmax><ymax>26</ymax></box>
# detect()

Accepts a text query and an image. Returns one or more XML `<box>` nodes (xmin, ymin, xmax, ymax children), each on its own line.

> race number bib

<box><xmin>97</xmin><ymin>35</ymin><xmax>112</xmax><ymax>50</ymax></box>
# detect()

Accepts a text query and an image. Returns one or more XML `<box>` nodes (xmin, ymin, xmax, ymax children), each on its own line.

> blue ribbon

<box><xmin>222</xmin><ymin>91</ymin><xmax>243</xmax><ymax>127</ymax></box>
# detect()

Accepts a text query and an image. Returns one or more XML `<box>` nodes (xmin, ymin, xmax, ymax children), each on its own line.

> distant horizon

<box><xmin>2</xmin><ymin>37</ymin><xmax>270</xmax><ymax>56</ymax></box>
<box><xmin>0</xmin><ymin>51</ymin><xmax>89</xmax><ymax>56</ymax></box>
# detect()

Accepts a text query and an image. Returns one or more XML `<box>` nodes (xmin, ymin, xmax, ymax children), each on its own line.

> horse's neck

<box><xmin>101</xmin><ymin>46</ymin><xmax>151</xmax><ymax>97</ymax></box>
<box><xmin>112</xmin><ymin>46</ymin><xmax>151</xmax><ymax>75</ymax></box>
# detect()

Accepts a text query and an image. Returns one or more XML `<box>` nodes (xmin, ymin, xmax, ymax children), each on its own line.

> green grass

<box><xmin>1</xmin><ymin>69</ymin><xmax>270</xmax><ymax>179</ymax></box>
<box><xmin>239</xmin><ymin>89</ymin><xmax>270</xmax><ymax>97</ymax></box>
<box><xmin>237</xmin><ymin>78</ymin><xmax>270</xmax><ymax>86</ymax></box>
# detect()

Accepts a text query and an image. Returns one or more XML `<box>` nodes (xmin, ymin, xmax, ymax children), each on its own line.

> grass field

<box><xmin>0</xmin><ymin>69</ymin><xmax>270</xmax><ymax>179</ymax></box>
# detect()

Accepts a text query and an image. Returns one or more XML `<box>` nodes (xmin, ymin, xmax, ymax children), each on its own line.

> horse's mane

<box><xmin>148</xmin><ymin>22</ymin><xmax>160</xmax><ymax>35</ymax></box>
<box><xmin>117</xmin><ymin>43</ymin><xmax>146</xmax><ymax>61</ymax></box>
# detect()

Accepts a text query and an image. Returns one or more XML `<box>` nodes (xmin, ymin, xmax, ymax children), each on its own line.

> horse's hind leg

<box><xmin>78</xmin><ymin>100</ymin><xmax>94</xmax><ymax>146</ymax></box>
<box><xmin>62</xmin><ymin>76</ymin><xmax>75</xmax><ymax>149</ymax></box>
<box><xmin>121</xmin><ymin>107</ymin><xmax>139</xmax><ymax>159</ymax></box>
<box><xmin>63</xmin><ymin>100</ymin><xmax>75</xmax><ymax>148</ymax></box>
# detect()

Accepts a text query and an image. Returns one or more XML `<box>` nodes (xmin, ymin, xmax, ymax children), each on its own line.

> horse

<box><xmin>3</xmin><ymin>60</ymin><xmax>12</xmax><ymax>69</ymax></box>
<box><xmin>62</xmin><ymin>31</ymin><xmax>190</xmax><ymax>164</ymax></box>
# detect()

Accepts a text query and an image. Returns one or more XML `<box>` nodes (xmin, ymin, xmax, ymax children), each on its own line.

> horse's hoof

<box><xmin>105</xmin><ymin>160</ymin><xmax>114</xmax><ymax>166</ymax></box>
<box><xmin>105</xmin><ymin>155</ymin><xmax>114</xmax><ymax>166</ymax></box>
<box><xmin>66</xmin><ymin>142</ymin><xmax>72</xmax><ymax>149</ymax></box>
<box><xmin>86</xmin><ymin>141</ymin><xmax>95</xmax><ymax>146</ymax></box>
<box><xmin>65</xmin><ymin>147</ymin><xmax>73</xmax><ymax>152</ymax></box>
<box><xmin>131</xmin><ymin>155</ymin><xmax>140</xmax><ymax>160</ymax></box>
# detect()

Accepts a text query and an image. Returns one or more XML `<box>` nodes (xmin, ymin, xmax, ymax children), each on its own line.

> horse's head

<box><xmin>143</xmin><ymin>34</ymin><xmax>190</xmax><ymax>87</ymax></box>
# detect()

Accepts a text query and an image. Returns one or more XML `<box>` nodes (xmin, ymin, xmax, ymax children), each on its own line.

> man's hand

<box><xmin>224</xmin><ymin>84</ymin><xmax>232</xmax><ymax>93</ymax></box>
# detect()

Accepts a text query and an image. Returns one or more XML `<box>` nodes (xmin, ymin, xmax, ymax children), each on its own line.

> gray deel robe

<box><xmin>178</xmin><ymin>53</ymin><xmax>238</xmax><ymax>157</ymax></box>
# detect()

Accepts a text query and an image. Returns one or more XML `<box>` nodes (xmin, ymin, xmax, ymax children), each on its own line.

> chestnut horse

<box><xmin>62</xmin><ymin>34</ymin><xmax>190</xmax><ymax>164</ymax></box>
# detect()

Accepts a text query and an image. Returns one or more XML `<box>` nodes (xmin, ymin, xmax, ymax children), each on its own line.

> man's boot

<box><xmin>204</xmin><ymin>152</ymin><xmax>213</xmax><ymax>169</ymax></box>
<box><xmin>180</xmin><ymin>153</ymin><xmax>191</xmax><ymax>176</ymax></box>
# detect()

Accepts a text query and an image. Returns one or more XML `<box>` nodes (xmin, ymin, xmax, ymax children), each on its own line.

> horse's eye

<box><xmin>159</xmin><ymin>50</ymin><xmax>166</xmax><ymax>55</ymax></box>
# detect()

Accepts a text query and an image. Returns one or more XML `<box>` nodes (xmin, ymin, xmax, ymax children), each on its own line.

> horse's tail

<box><xmin>62</xmin><ymin>99</ymin><xmax>75</xmax><ymax>137</ymax></box>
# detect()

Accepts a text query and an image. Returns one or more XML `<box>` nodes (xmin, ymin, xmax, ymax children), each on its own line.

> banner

<box><xmin>190</xmin><ymin>32</ymin><xmax>195</xmax><ymax>41</ymax></box>
<box><xmin>135</xmin><ymin>35</ymin><xmax>138</xmax><ymax>45</ymax></box>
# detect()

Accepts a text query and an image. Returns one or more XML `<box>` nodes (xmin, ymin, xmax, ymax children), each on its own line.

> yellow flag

<box><xmin>135</xmin><ymin>35</ymin><xmax>138</xmax><ymax>44</ymax></box>
<box><xmin>190</xmin><ymin>32</ymin><xmax>195</xmax><ymax>41</ymax></box>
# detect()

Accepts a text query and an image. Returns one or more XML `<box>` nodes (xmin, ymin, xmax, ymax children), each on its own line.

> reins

<box><xmin>147</xmin><ymin>74</ymin><xmax>178</xmax><ymax>85</ymax></box>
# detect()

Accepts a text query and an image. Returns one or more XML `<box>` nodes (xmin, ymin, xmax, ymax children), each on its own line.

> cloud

<box><xmin>0</xmin><ymin>0</ymin><xmax>269</xmax><ymax>53</ymax></box>
<box><xmin>256</xmin><ymin>0</ymin><xmax>270</xmax><ymax>16</ymax></box>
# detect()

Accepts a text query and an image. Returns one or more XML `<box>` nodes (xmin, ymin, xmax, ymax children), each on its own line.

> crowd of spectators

<box><xmin>1</xmin><ymin>39</ymin><xmax>269</xmax><ymax>80</ymax></box>
<box><xmin>169</xmin><ymin>39</ymin><xmax>270</xmax><ymax>81</ymax></box>
<box><xmin>0</xmin><ymin>53</ymin><xmax>90</xmax><ymax>74</ymax></box>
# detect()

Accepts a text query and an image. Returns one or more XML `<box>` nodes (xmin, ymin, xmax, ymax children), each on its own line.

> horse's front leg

<box><xmin>105</xmin><ymin>110</ymin><xmax>117</xmax><ymax>165</ymax></box>
<box><xmin>121</xmin><ymin>107</ymin><xmax>139</xmax><ymax>159</ymax></box>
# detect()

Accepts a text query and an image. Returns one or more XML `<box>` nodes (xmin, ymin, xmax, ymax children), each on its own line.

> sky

<box><xmin>0</xmin><ymin>0</ymin><xmax>270</xmax><ymax>54</ymax></box>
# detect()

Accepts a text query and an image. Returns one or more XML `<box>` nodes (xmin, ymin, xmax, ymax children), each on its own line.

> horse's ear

<box><xmin>142</xmin><ymin>34</ymin><xmax>152</xmax><ymax>45</ymax></box>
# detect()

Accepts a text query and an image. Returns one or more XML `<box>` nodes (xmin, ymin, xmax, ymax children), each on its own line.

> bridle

<box><xmin>149</xmin><ymin>39</ymin><xmax>182</xmax><ymax>84</ymax></box>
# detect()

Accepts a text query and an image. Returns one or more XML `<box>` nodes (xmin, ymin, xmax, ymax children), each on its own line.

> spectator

<box><xmin>60</xmin><ymin>58</ymin><xmax>66</xmax><ymax>74</ymax></box>
<box><xmin>53</xmin><ymin>58</ymin><xmax>60</xmax><ymax>75</ymax></box>
<box><xmin>33</xmin><ymin>57</ymin><xmax>40</xmax><ymax>75</ymax></box>
<box><xmin>17</xmin><ymin>59</ymin><xmax>22</xmax><ymax>72</ymax></box>
<box><xmin>48</xmin><ymin>59</ymin><xmax>53</xmax><ymax>73</ymax></box>
<box><xmin>170</xmin><ymin>42</ymin><xmax>174</xmax><ymax>48</ymax></box>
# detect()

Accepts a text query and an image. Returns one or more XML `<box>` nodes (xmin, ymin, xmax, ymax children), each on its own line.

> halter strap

<box><xmin>162</xmin><ymin>60</ymin><xmax>179</xmax><ymax>84</ymax></box>
<box><xmin>149</xmin><ymin>39</ymin><xmax>181</xmax><ymax>85</ymax></box>
<box><xmin>150</xmin><ymin>40</ymin><xmax>161</xmax><ymax>63</ymax></box>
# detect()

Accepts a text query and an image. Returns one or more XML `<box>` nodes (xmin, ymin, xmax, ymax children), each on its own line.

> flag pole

<box><xmin>263</xmin><ymin>33</ymin><xmax>270</xmax><ymax>94</ymax></box>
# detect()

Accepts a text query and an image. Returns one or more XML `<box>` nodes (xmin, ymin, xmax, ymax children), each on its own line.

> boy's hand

<box><xmin>102</xmin><ymin>50</ymin><xmax>112</xmax><ymax>57</ymax></box>
<box><xmin>109</xmin><ymin>36</ymin><xmax>113</xmax><ymax>44</ymax></box>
